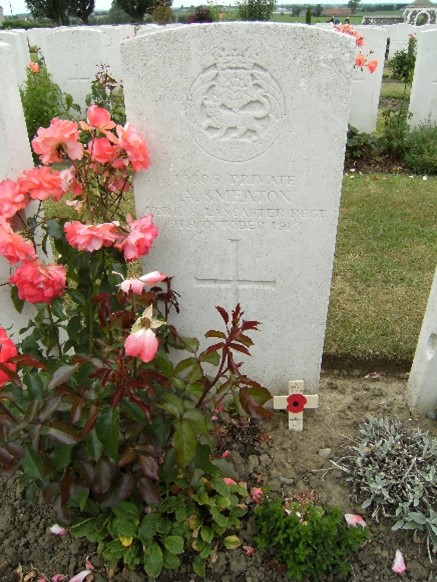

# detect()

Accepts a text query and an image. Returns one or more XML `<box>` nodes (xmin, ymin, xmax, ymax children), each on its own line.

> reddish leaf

<box><xmin>10</xmin><ymin>355</ymin><xmax>47</xmax><ymax>369</ymax></box>
<box><xmin>139</xmin><ymin>455</ymin><xmax>159</xmax><ymax>481</ymax></box>
<box><xmin>240</xmin><ymin>387</ymin><xmax>274</xmax><ymax>420</ymax></box>
<box><xmin>204</xmin><ymin>342</ymin><xmax>226</xmax><ymax>355</ymax></box>
<box><xmin>38</xmin><ymin>395</ymin><xmax>62</xmax><ymax>423</ymax></box>
<box><xmin>70</xmin><ymin>397</ymin><xmax>85</xmax><ymax>424</ymax></box>
<box><xmin>48</xmin><ymin>364</ymin><xmax>79</xmax><ymax>389</ymax></box>
<box><xmin>229</xmin><ymin>343</ymin><xmax>251</xmax><ymax>356</ymax></box>
<box><xmin>5</xmin><ymin>442</ymin><xmax>24</xmax><ymax>459</ymax></box>
<box><xmin>47</xmin><ymin>421</ymin><xmax>80</xmax><ymax>445</ymax></box>
<box><xmin>236</xmin><ymin>333</ymin><xmax>254</xmax><ymax>348</ymax></box>
<box><xmin>0</xmin><ymin>363</ymin><xmax>20</xmax><ymax>385</ymax></box>
<box><xmin>204</xmin><ymin>330</ymin><xmax>226</xmax><ymax>339</ymax></box>
<box><xmin>215</xmin><ymin>306</ymin><xmax>229</xmax><ymax>325</ymax></box>
<box><xmin>53</xmin><ymin>493</ymin><xmax>71</xmax><ymax>524</ymax></box>
<box><xmin>137</xmin><ymin>477</ymin><xmax>161</xmax><ymax>505</ymax></box>
<box><xmin>0</xmin><ymin>446</ymin><xmax>13</xmax><ymax>465</ymax></box>
<box><xmin>92</xmin><ymin>458</ymin><xmax>111</xmax><ymax>495</ymax></box>
<box><xmin>118</xmin><ymin>447</ymin><xmax>137</xmax><ymax>468</ymax></box>
<box><xmin>80</xmin><ymin>404</ymin><xmax>99</xmax><ymax>437</ymax></box>
<box><xmin>31</xmin><ymin>424</ymin><xmax>41</xmax><ymax>450</ymax></box>
<box><xmin>0</xmin><ymin>459</ymin><xmax>19</xmax><ymax>478</ymax></box>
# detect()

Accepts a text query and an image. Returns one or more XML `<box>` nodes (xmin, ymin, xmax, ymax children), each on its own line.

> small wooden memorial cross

<box><xmin>273</xmin><ymin>380</ymin><xmax>319</xmax><ymax>431</ymax></box>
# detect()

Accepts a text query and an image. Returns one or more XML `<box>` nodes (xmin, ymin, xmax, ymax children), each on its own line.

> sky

<box><xmin>7</xmin><ymin>0</ymin><xmax>404</xmax><ymax>17</ymax></box>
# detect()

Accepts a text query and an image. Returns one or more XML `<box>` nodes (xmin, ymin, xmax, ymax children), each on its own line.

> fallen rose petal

<box><xmin>364</xmin><ymin>371</ymin><xmax>380</xmax><ymax>380</ymax></box>
<box><xmin>392</xmin><ymin>549</ymin><xmax>407</xmax><ymax>575</ymax></box>
<box><xmin>221</xmin><ymin>450</ymin><xmax>231</xmax><ymax>458</ymax></box>
<box><xmin>85</xmin><ymin>557</ymin><xmax>94</xmax><ymax>570</ymax></box>
<box><xmin>251</xmin><ymin>487</ymin><xmax>264</xmax><ymax>504</ymax></box>
<box><xmin>50</xmin><ymin>524</ymin><xmax>68</xmax><ymax>536</ymax></box>
<box><xmin>68</xmin><ymin>570</ymin><xmax>91</xmax><ymax>582</ymax></box>
<box><xmin>243</xmin><ymin>545</ymin><xmax>255</xmax><ymax>556</ymax></box>
<box><xmin>51</xmin><ymin>575</ymin><xmax>66</xmax><ymax>582</ymax></box>
<box><xmin>345</xmin><ymin>513</ymin><xmax>366</xmax><ymax>527</ymax></box>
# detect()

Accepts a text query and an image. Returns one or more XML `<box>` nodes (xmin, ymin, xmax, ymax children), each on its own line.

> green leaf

<box><xmin>21</xmin><ymin>447</ymin><xmax>45</xmax><ymax>480</ymax></box>
<box><xmin>186</xmin><ymin>382</ymin><xmax>204</xmax><ymax>399</ymax></box>
<box><xmin>143</xmin><ymin>541</ymin><xmax>163</xmax><ymax>578</ymax></box>
<box><xmin>10</xmin><ymin>285</ymin><xmax>24</xmax><ymax>313</ymax></box>
<box><xmin>112</xmin><ymin>516</ymin><xmax>138</xmax><ymax>538</ymax></box>
<box><xmin>47</xmin><ymin>219</ymin><xmax>63</xmax><ymax>240</ymax></box>
<box><xmin>193</xmin><ymin>555</ymin><xmax>206</xmax><ymax>577</ymax></box>
<box><xmin>174</xmin><ymin>419</ymin><xmax>197</xmax><ymax>467</ymax></box>
<box><xmin>182</xmin><ymin>409</ymin><xmax>208</xmax><ymax>434</ymax></box>
<box><xmin>210</xmin><ymin>508</ymin><xmax>228</xmax><ymax>528</ymax></box>
<box><xmin>163</xmin><ymin>535</ymin><xmax>184</xmax><ymax>555</ymax></box>
<box><xmin>49</xmin><ymin>442</ymin><xmax>72</xmax><ymax>470</ymax></box>
<box><xmin>163</xmin><ymin>549</ymin><xmax>180</xmax><ymax>570</ymax></box>
<box><xmin>199</xmin><ymin>350</ymin><xmax>221</xmax><ymax>365</ymax></box>
<box><xmin>70</xmin><ymin>517</ymin><xmax>97</xmax><ymax>539</ymax></box>
<box><xmin>224</xmin><ymin>535</ymin><xmax>241</xmax><ymax>549</ymax></box>
<box><xmin>173</xmin><ymin>357</ymin><xmax>198</xmax><ymax>376</ymax></box>
<box><xmin>85</xmin><ymin>430</ymin><xmax>104</xmax><ymax>462</ymax></box>
<box><xmin>138</xmin><ymin>513</ymin><xmax>159</xmax><ymax>541</ymax></box>
<box><xmin>113</xmin><ymin>501</ymin><xmax>140</xmax><ymax>522</ymax></box>
<box><xmin>201</xmin><ymin>526</ymin><xmax>214</xmax><ymax>544</ymax></box>
<box><xmin>96</xmin><ymin>406</ymin><xmax>119</xmax><ymax>462</ymax></box>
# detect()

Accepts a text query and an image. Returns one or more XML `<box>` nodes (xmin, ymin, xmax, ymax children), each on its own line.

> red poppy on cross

<box><xmin>273</xmin><ymin>380</ymin><xmax>319</xmax><ymax>431</ymax></box>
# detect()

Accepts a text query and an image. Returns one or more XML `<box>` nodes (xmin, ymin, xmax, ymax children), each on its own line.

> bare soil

<box><xmin>0</xmin><ymin>371</ymin><xmax>436</xmax><ymax>582</ymax></box>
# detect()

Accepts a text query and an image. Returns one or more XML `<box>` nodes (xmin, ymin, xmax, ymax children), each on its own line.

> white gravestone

<box><xmin>409</xmin><ymin>29</ymin><xmax>437</xmax><ymax>130</ymax></box>
<box><xmin>90</xmin><ymin>25</ymin><xmax>135</xmax><ymax>82</ymax></box>
<box><xmin>122</xmin><ymin>23</ymin><xmax>354</xmax><ymax>394</ymax></box>
<box><xmin>44</xmin><ymin>28</ymin><xmax>105</xmax><ymax>111</ymax></box>
<box><xmin>0</xmin><ymin>43</ymin><xmax>36</xmax><ymax>337</ymax></box>
<box><xmin>0</xmin><ymin>31</ymin><xmax>29</xmax><ymax>87</ymax></box>
<box><xmin>26</xmin><ymin>28</ymin><xmax>54</xmax><ymax>60</ymax></box>
<box><xmin>407</xmin><ymin>267</ymin><xmax>437</xmax><ymax>415</ymax></box>
<box><xmin>387</xmin><ymin>23</ymin><xmax>416</xmax><ymax>60</ymax></box>
<box><xmin>349</xmin><ymin>26</ymin><xmax>387</xmax><ymax>133</ymax></box>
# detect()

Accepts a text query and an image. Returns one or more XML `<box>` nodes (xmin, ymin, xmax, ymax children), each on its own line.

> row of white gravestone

<box><xmin>0</xmin><ymin>24</ymin><xmax>435</xmax><ymax>425</ymax></box>
<box><xmin>5</xmin><ymin>22</ymin><xmax>437</xmax><ymax>134</ymax></box>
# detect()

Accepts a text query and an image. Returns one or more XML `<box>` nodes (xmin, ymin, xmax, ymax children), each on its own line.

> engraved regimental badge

<box><xmin>186</xmin><ymin>48</ymin><xmax>285</xmax><ymax>162</ymax></box>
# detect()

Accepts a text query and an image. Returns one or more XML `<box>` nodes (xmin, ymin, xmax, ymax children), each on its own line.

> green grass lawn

<box><xmin>324</xmin><ymin>174</ymin><xmax>437</xmax><ymax>364</ymax></box>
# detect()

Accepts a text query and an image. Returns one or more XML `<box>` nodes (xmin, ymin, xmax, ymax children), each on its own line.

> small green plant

<box><xmin>337</xmin><ymin>416</ymin><xmax>437</xmax><ymax>556</ymax></box>
<box><xmin>404</xmin><ymin>123</ymin><xmax>437</xmax><ymax>175</ymax></box>
<box><xmin>19</xmin><ymin>59</ymin><xmax>80</xmax><ymax>159</ymax></box>
<box><xmin>253</xmin><ymin>493</ymin><xmax>369</xmax><ymax>580</ymax></box>
<box><xmin>379</xmin><ymin>105</ymin><xmax>411</xmax><ymax>161</ymax></box>
<box><xmin>85</xmin><ymin>64</ymin><xmax>126</xmax><ymax>126</ymax></box>
<box><xmin>346</xmin><ymin>124</ymin><xmax>378</xmax><ymax>160</ymax></box>
<box><xmin>70</xmin><ymin>478</ymin><xmax>249</xmax><ymax>577</ymax></box>
<box><xmin>390</xmin><ymin>34</ymin><xmax>417</xmax><ymax>85</ymax></box>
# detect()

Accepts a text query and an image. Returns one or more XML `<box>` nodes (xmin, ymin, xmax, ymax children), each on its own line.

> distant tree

<box><xmin>348</xmin><ymin>0</ymin><xmax>361</xmax><ymax>13</ymax></box>
<box><xmin>313</xmin><ymin>3</ymin><xmax>323</xmax><ymax>16</ymax></box>
<box><xmin>291</xmin><ymin>4</ymin><xmax>302</xmax><ymax>16</ymax></box>
<box><xmin>25</xmin><ymin>0</ymin><xmax>69</xmax><ymax>25</ymax></box>
<box><xmin>237</xmin><ymin>0</ymin><xmax>276</xmax><ymax>21</ymax></box>
<box><xmin>113</xmin><ymin>0</ymin><xmax>156</xmax><ymax>21</ymax></box>
<box><xmin>68</xmin><ymin>0</ymin><xmax>94</xmax><ymax>23</ymax></box>
<box><xmin>305</xmin><ymin>5</ymin><xmax>311</xmax><ymax>23</ymax></box>
<box><xmin>187</xmin><ymin>5</ymin><xmax>214</xmax><ymax>22</ymax></box>
<box><xmin>152</xmin><ymin>0</ymin><xmax>174</xmax><ymax>22</ymax></box>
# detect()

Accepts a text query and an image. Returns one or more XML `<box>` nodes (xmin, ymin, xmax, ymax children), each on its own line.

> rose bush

<box><xmin>0</xmin><ymin>106</ymin><xmax>272</xmax><ymax>577</ymax></box>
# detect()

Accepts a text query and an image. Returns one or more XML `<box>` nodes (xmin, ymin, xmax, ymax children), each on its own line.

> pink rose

<box><xmin>64</xmin><ymin>221</ymin><xmax>120</xmax><ymax>252</ymax></box>
<box><xmin>89</xmin><ymin>137</ymin><xmax>119</xmax><ymax>165</ymax></box>
<box><xmin>9</xmin><ymin>260</ymin><xmax>66</xmax><ymax>304</ymax></box>
<box><xmin>115</xmin><ymin>214</ymin><xmax>158</xmax><ymax>262</ymax></box>
<box><xmin>32</xmin><ymin>118</ymin><xmax>84</xmax><ymax>165</ymax></box>
<box><xmin>0</xmin><ymin>179</ymin><xmax>28</xmax><ymax>220</ymax></box>
<box><xmin>0</xmin><ymin>219</ymin><xmax>36</xmax><ymax>264</ymax></box>
<box><xmin>18</xmin><ymin>166</ymin><xmax>64</xmax><ymax>202</ymax></box>
<box><xmin>86</xmin><ymin>105</ymin><xmax>115</xmax><ymax>131</ymax></box>
<box><xmin>116</xmin><ymin>123</ymin><xmax>150</xmax><ymax>171</ymax></box>
<box><xmin>0</xmin><ymin>326</ymin><xmax>17</xmax><ymax>387</ymax></box>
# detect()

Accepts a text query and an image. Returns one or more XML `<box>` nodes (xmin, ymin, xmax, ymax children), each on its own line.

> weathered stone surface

<box><xmin>122</xmin><ymin>23</ymin><xmax>354</xmax><ymax>394</ymax></box>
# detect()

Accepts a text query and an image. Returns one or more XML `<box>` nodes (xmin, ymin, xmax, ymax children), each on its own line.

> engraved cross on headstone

<box><xmin>194</xmin><ymin>238</ymin><xmax>276</xmax><ymax>304</ymax></box>
<box><xmin>273</xmin><ymin>380</ymin><xmax>319</xmax><ymax>431</ymax></box>
<box><xmin>66</xmin><ymin>63</ymin><xmax>92</xmax><ymax>93</ymax></box>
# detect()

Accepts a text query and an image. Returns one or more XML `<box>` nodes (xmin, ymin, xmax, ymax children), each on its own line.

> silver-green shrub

<box><xmin>339</xmin><ymin>416</ymin><xmax>437</xmax><ymax>556</ymax></box>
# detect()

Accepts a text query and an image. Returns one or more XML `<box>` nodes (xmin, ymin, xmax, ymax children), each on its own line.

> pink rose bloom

<box><xmin>108</xmin><ymin>176</ymin><xmax>130</xmax><ymax>193</ymax></box>
<box><xmin>18</xmin><ymin>166</ymin><xmax>64</xmax><ymax>202</ymax></box>
<box><xmin>0</xmin><ymin>219</ymin><xmax>36</xmax><ymax>264</ymax></box>
<box><xmin>124</xmin><ymin>305</ymin><xmax>163</xmax><ymax>364</ymax></box>
<box><xmin>0</xmin><ymin>326</ymin><xmax>17</xmax><ymax>387</ymax></box>
<box><xmin>86</xmin><ymin>105</ymin><xmax>115</xmax><ymax>131</ymax></box>
<box><xmin>0</xmin><ymin>179</ymin><xmax>28</xmax><ymax>220</ymax></box>
<box><xmin>344</xmin><ymin>514</ymin><xmax>367</xmax><ymax>527</ymax></box>
<box><xmin>27</xmin><ymin>62</ymin><xmax>40</xmax><ymax>73</ymax></box>
<box><xmin>250</xmin><ymin>487</ymin><xmax>264</xmax><ymax>504</ymax></box>
<box><xmin>32</xmin><ymin>118</ymin><xmax>84</xmax><ymax>165</ymax></box>
<box><xmin>120</xmin><ymin>271</ymin><xmax>166</xmax><ymax>295</ymax></box>
<box><xmin>50</xmin><ymin>524</ymin><xmax>68</xmax><ymax>537</ymax></box>
<box><xmin>59</xmin><ymin>166</ymin><xmax>83</xmax><ymax>197</ymax></box>
<box><xmin>223</xmin><ymin>478</ymin><xmax>237</xmax><ymax>486</ymax></box>
<box><xmin>64</xmin><ymin>221</ymin><xmax>120</xmax><ymax>252</ymax></box>
<box><xmin>392</xmin><ymin>549</ymin><xmax>407</xmax><ymax>575</ymax></box>
<box><xmin>89</xmin><ymin>137</ymin><xmax>119</xmax><ymax>165</ymax></box>
<box><xmin>10</xmin><ymin>260</ymin><xmax>66</xmax><ymax>304</ymax></box>
<box><xmin>115</xmin><ymin>214</ymin><xmax>158</xmax><ymax>262</ymax></box>
<box><xmin>367</xmin><ymin>59</ymin><xmax>378</xmax><ymax>73</ymax></box>
<box><xmin>355</xmin><ymin>53</ymin><xmax>366</xmax><ymax>68</ymax></box>
<box><xmin>116</xmin><ymin>124</ymin><xmax>150</xmax><ymax>172</ymax></box>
